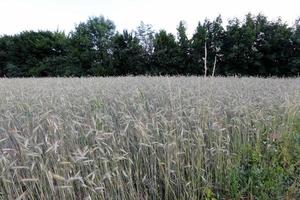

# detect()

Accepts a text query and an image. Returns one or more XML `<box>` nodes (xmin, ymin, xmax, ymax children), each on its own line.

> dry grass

<box><xmin>0</xmin><ymin>77</ymin><xmax>299</xmax><ymax>199</ymax></box>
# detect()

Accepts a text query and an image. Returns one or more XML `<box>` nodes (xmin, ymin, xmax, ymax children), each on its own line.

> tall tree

<box><xmin>190</xmin><ymin>22</ymin><xmax>207</xmax><ymax>75</ymax></box>
<box><xmin>290</xmin><ymin>18</ymin><xmax>300</xmax><ymax>75</ymax></box>
<box><xmin>152</xmin><ymin>30</ymin><xmax>180</xmax><ymax>75</ymax></box>
<box><xmin>210</xmin><ymin>15</ymin><xmax>224</xmax><ymax>76</ymax></box>
<box><xmin>255</xmin><ymin>15</ymin><xmax>294</xmax><ymax>76</ymax></box>
<box><xmin>177</xmin><ymin>21</ymin><xmax>191</xmax><ymax>74</ymax></box>
<box><xmin>0</xmin><ymin>35</ymin><xmax>12</xmax><ymax>76</ymax></box>
<box><xmin>135</xmin><ymin>22</ymin><xmax>155</xmax><ymax>72</ymax></box>
<box><xmin>223</xmin><ymin>17</ymin><xmax>251</xmax><ymax>75</ymax></box>
<box><xmin>112</xmin><ymin>30</ymin><xmax>145</xmax><ymax>75</ymax></box>
<box><xmin>70</xmin><ymin>16</ymin><xmax>116</xmax><ymax>76</ymax></box>
<box><xmin>1</xmin><ymin>31</ymin><xmax>69</xmax><ymax>77</ymax></box>
<box><xmin>31</xmin><ymin>31</ymin><xmax>70</xmax><ymax>76</ymax></box>
<box><xmin>136</xmin><ymin>22</ymin><xmax>155</xmax><ymax>55</ymax></box>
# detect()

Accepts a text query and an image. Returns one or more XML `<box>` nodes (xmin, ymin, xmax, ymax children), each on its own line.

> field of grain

<box><xmin>0</xmin><ymin>77</ymin><xmax>299</xmax><ymax>199</ymax></box>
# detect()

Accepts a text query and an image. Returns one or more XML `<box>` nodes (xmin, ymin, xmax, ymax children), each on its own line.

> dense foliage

<box><xmin>0</xmin><ymin>14</ymin><xmax>299</xmax><ymax>77</ymax></box>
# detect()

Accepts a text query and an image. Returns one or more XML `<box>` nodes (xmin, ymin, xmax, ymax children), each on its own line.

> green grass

<box><xmin>0</xmin><ymin>77</ymin><xmax>299</xmax><ymax>199</ymax></box>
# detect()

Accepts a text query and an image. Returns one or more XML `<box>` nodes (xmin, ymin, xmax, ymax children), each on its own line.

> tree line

<box><xmin>0</xmin><ymin>13</ymin><xmax>299</xmax><ymax>77</ymax></box>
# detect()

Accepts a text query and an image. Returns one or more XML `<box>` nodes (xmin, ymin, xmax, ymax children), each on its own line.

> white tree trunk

<box><xmin>204</xmin><ymin>41</ymin><xmax>207</xmax><ymax>77</ymax></box>
<box><xmin>212</xmin><ymin>55</ymin><xmax>217</xmax><ymax>77</ymax></box>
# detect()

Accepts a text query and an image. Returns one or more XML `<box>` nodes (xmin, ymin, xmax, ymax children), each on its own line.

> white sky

<box><xmin>1</xmin><ymin>0</ymin><xmax>300</xmax><ymax>37</ymax></box>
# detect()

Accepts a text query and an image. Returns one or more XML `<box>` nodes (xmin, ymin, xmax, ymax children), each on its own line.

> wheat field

<box><xmin>0</xmin><ymin>77</ymin><xmax>299</xmax><ymax>199</ymax></box>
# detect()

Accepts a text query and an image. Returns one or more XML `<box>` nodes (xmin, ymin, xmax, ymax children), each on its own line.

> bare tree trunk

<box><xmin>212</xmin><ymin>55</ymin><xmax>217</xmax><ymax>77</ymax></box>
<box><xmin>204</xmin><ymin>41</ymin><xmax>207</xmax><ymax>77</ymax></box>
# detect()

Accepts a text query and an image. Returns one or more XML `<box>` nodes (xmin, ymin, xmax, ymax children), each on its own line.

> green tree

<box><xmin>223</xmin><ymin>14</ymin><xmax>264</xmax><ymax>76</ymax></box>
<box><xmin>177</xmin><ymin>21</ymin><xmax>191</xmax><ymax>74</ymax></box>
<box><xmin>254</xmin><ymin>15</ymin><xmax>294</xmax><ymax>76</ymax></box>
<box><xmin>222</xmin><ymin>18</ymin><xmax>242</xmax><ymax>75</ymax></box>
<box><xmin>208</xmin><ymin>15</ymin><xmax>225</xmax><ymax>76</ymax></box>
<box><xmin>1</xmin><ymin>31</ymin><xmax>69</xmax><ymax>77</ymax></box>
<box><xmin>112</xmin><ymin>30</ymin><xmax>145</xmax><ymax>75</ymax></box>
<box><xmin>30</xmin><ymin>31</ymin><xmax>70</xmax><ymax>76</ymax></box>
<box><xmin>69</xmin><ymin>16</ymin><xmax>116</xmax><ymax>76</ymax></box>
<box><xmin>136</xmin><ymin>22</ymin><xmax>155</xmax><ymax>54</ymax></box>
<box><xmin>152</xmin><ymin>30</ymin><xmax>180</xmax><ymax>75</ymax></box>
<box><xmin>190</xmin><ymin>17</ymin><xmax>223</xmax><ymax>76</ymax></box>
<box><xmin>0</xmin><ymin>35</ymin><xmax>13</xmax><ymax>76</ymax></box>
<box><xmin>289</xmin><ymin>18</ymin><xmax>300</xmax><ymax>75</ymax></box>
<box><xmin>190</xmin><ymin>22</ymin><xmax>207</xmax><ymax>75</ymax></box>
<box><xmin>222</xmin><ymin>14</ymin><xmax>265</xmax><ymax>76</ymax></box>
<box><xmin>135</xmin><ymin>22</ymin><xmax>155</xmax><ymax>72</ymax></box>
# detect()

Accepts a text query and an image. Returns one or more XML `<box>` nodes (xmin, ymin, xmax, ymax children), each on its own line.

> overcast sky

<box><xmin>1</xmin><ymin>0</ymin><xmax>299</xmax><ymax>37</ymax></box>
